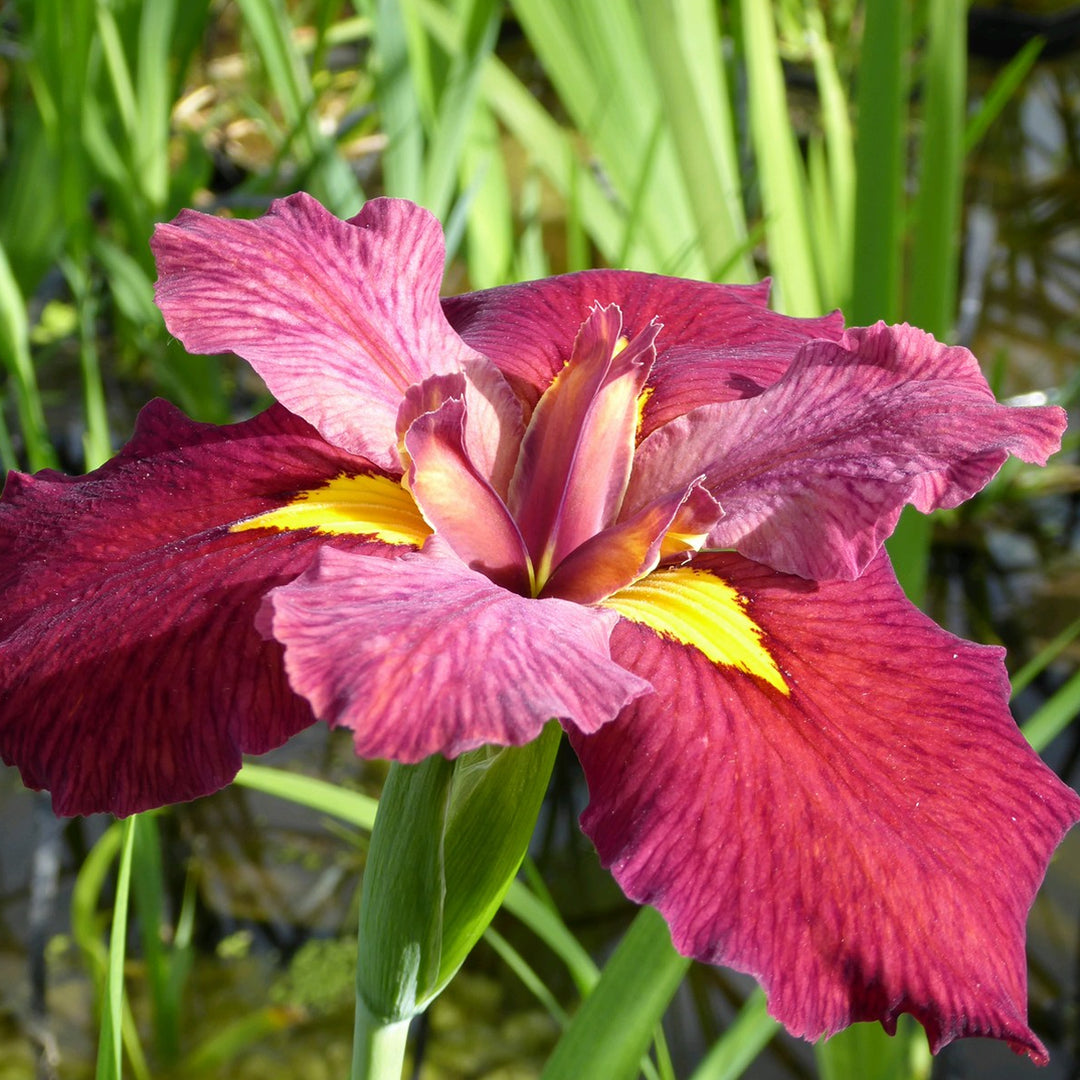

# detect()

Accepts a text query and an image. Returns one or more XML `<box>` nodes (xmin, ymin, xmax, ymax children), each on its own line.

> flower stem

<box><xmin>350</xmin><ymin>999</ymin><xmax>409</xmax><ymax>1080</ymax></box>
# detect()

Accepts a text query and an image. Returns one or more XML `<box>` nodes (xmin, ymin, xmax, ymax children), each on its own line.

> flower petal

<box><xmin>540</xmin><ymin>482</ymin><xmax>721</xmax><ymax>605</ymax></box>
<box><xmin>442</xmin><ymin>269</ymin><xmax>843</xmax><ymax>432</ymax></box>
<box><xmin>508</xmin><ymin>305</ymin><xmax>658</xmax><ymax>583</ymax></box>
<box><xmin>571</xmin><ymin>551</ymin><xmax>1080</xmax><ymax>1060</ymax></box>
<box><xmin>404</xmin><ymin>395</ymin><xmax>531</xmax><ymax>593</ymax></box>
<box><xmin>627</xmin><ymin>322</ymin><xmax>1067</xmax><ymax>580</ymax></box>
<box><xmin>153</xmin><ymin>194</ymin><xmax>482</xmax><ymax>470</ymax></box>
<box><xmin>262</xmin><ymin>540</ymin><xmax>653</xmax><ymax>761</ymax></box>
<box><xmin>0</xmin><ymin>401</ymin><xmax>396</xmax><ymax>817</ymax></box>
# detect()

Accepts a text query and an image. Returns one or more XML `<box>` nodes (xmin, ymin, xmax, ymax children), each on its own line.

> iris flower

<box><xmin>1</xmin><ymin>194</ymin><xmax>1077</xmax><ymax>1061</ymax></box>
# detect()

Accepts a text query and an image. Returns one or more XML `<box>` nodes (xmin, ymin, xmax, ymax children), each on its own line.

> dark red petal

<box><xmin>262</xmin><ymin>541</ymin><xmax>652</xmax><ymax>760</ymax></box>
<box><xmin>442</xmin><ymin>270</ymin><xmax>843</xmax><ymax>431</ymax></box>
<box><xmin>571</xmin><ymin>551</ymin><xmax>1080</xmax><ymax>1060</ymax></box>
<box><xmin>627</xmin><ymin>322</ymin><xmax>1067</xmax><ymax>580</ymax></box>
<box><xmin>153</xmin><ymin>194</ymin><xmax>482</xmax><ymax>470</ymax></box>
<box><xmin>0</xmin><ymin>401</ymin><xmax>389</xmax><ymax>817</ymax></box>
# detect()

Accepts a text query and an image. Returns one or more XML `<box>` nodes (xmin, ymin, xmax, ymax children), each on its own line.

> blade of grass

<box><xmin>908</xmin><ymin>0</ymin><xmax>966</xmax><ymax>340</ymax></box>
<box><xmin>965</xmin><ymin>36</ymin><xmax>1044</xmax><ymax>154</ymax></box>
<box><xmin>739</xmin><ymin>0</ymin><xmax>821</xmax><ymax>315</ymax></box>
<box><xmin>1022</xmin><ymin>668</ymin><xmax>1080</xmax><ymax>754</ymax></box>
<box><xmin>639</xmin><ymin>0</ymin><xmax>753</xmax><ymax>283</ymax></box>
<box><xmin>539</xmin><ymin>905</ymin><xmax>690</xmax><ymax>1080</ymax></box>
<box><xmin>0</xmin><ymin>241</ymin><xmax>57</xmax><ymax>470</ymax></box>
<box><xmin>233</xmin><ymin>762</ymin><xmax>380</xmax><ymax>829</ymax></box>
<box><xmin>687</xmin><ymin>990</ymin><xmax>778</xmax><ymax>1080</ymax></box>
<box><xmin>1011</xmin><ymin>614</ymin><xmax>1080</xmax><ymax>697</ymax></box>
<box><xmin>848</xmin><ymin>0</ymin><xmax>910</xmax><ymax>324</ymax></box>
<box><xmin>96</xmin><ymin>815</ymin><xmax>137</xmax><ymax>1080</ymax></box>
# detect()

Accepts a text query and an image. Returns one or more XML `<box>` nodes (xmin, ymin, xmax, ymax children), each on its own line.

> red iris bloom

<box><xmin>1</xmin><ymin>194</ymin><xmax>1076</xmax><ymax>1061</ymax></box>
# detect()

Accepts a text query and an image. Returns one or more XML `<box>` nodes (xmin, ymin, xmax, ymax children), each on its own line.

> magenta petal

<box><xmin>0</xmin><ymin>402</ymin><xmax>390</xmax><ymax>817</ymax></box>
<box><xmin>263</xmin><ymin>542</ymin><xmax>652</xmax><ymax>760</ymax></box>
<box><xmin>627</xmin><ymin>322</ymin><xmax>1067</xmax><ymax>580</ymax></box>
<box><xmin>571</xmin><ymin>551</ymin><xmax>1080</xmax><ymax>1060</ymax></box>
<box><xmin>404</xmin><ymin>395</ymin><xmax>531</xmax><ymax>592</ymax></box>
<box><xmin>153</xmin><ymin>194</ymin><xmax>482</xmax><ymax>470</ymax></box>
<box><xmin>442</xmin><ymin>269</ymin><xmax>843</xmax><ymax>429</ymax></box>
<box><xmin>508</xmin><ymin>306</ymin><xmax>658</xmax><ymax>579</ymax></box>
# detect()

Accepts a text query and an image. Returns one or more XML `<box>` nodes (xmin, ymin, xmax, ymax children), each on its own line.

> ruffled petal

<box><xmin>626</xmin><ymin>322</ymin><xmax>1067</xmax><ymax>580</ymax></box>
<box><xmin>0</xmin><ymin>401</ymin><xmax>397</xmax><ymax>817</ymax></box>
<box><xmin>441</xmin><ymin>269</ymin><xmax>843</xmax><ymax>432</ymax></box>
<box><xmin>153</xmin><ymin>194</ymin><xmax>482</xmax><ymax>470</ymax></box>
<box><xmin>508</xmin><ymin>306</ymin><xmax>658</xmax><ymax>581</ymax></box>
<box><xmin>570</xmin><ymin>551</ymin><xmax>1080</xmax><ymax>1060</ymax></box>
<box><xmin>404</xmin><ymin>395</ymin><xmax>531</xmax><ymax>593</ymax></box>
<box><xmin>262</xmin><ymin>541</ymin><xmax>653</xmax><ymax>761</ymax></box>
<box><xmin>541</xmin><ymin>481</ymin><xmax>720</xmax><ymax>605</ymax></box>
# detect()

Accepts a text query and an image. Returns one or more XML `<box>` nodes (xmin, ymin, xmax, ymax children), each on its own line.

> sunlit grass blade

<box><xmin>61</xmin><ymin>256</ymin><xmax>111</xmax><ymax>469</ymax></box>
<box><xmin>362</xmin><ymin>0</ymin><xmax>425</xmax><ymax>201</ymax></box>
<box><xmin>485</xmin><ymin>925</ymin><xmax>569</xmax><ymax>1024</ymax></box>
<box><xmin>233</xmin><ymin>762</ymin><xmax>379</xmax><ymax>829</ymax></box>
<box><xmin>687</xmin><ymin>989</ymin><xmax>778</xmax><ymax>1080</ymax></box>
<box><xmin>638</xmin><ymin>0</ymin><xmax>753</xmax><ymax>282</ymax></box>
<box><xmin>95</xmin><ymin>816</ymin><xmax>137</xmax><ymax>1080</ymax></box>
<box><xmin>1022</xmin><ymin>668</ymin><xmax>1080</xmax><ymax>754</ymax></box>
<box><xmin>236</xmin><ymin>0</ymin><xmax>362</xmax><ymax>213</ymax></box>
<box><xmin>848</xmin><ymin>0</ymin><xmax>910</xmax><ymax>324</ymax></box>
<box><xmin>460</xmin><ymin>104</ymin><xmax>515</xmax><ymax>287</ymax></box>
<box><xmin>965</xmin><ymin>36</ymin><xmax>1044</xmax><ymax>154</ymax></box>
<box><xmin>0</xmin><ymin>242</ymin><xmax>56</xmax><ymax>471</ymax></box>
<box><xmin>539</xmin><ymin>905</ymin><xmax>689</xmax><ymax>1080</ymax></box>
<box><xmin>738</xmin><ymin>0</ymin><xmax>821</xmax><ymax>315</ymax></box>
<box><xmin>908</xmin><ymin>0</ymin><xmax>966</xmax><ymax>340</ymax></box>
<box><xmin>133</xmin><ymin>0</ymin><xmax>179</xmax><ymax>209</ymax></box>
<box><xmin>816</xmin><ymin>1016</ymin><xmax>931</xmax><ymax>1080</ymax></box>
<box><xmin>419</xmin><ymin>0</ymin><xmax>502</xmax><ymax>221</ymax></box>
<box><xmin>1011</xmin><ymin>614</ymin><xmax>1080</xmax><ymax>697</ymax></box>
<box><xmin>805</xmin><ymin>0</ymin><xmax>855</xmax><ymax>308</ymax></box>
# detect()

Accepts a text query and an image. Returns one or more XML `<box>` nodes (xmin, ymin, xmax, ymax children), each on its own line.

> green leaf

<box><xmin>539</xmin><ymin>905</ymin><xmax>690</xmax><ymax>1080</ymax></box>
<box><xmin>687</xmin><ymin>990</ymin><xmax>778</xmax><ymax>1080</ymax></box>
<box><xmin>233</xmin><ymin>762</ymin><xmax>380</xmax><ymax>829</ymax></box>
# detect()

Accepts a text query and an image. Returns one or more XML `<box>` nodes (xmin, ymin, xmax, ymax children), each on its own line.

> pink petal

<box><xmin>570</xmin><ymin>551</ymin><xmax>1080</xmax><ymax>1060</ymax></box>
<box><xmin>404</xmin><ymin>394</ymin><xmax>531</xmax><ymax>593</ymax></box>
<box><xmin>508</xmin><ymin>305</ymin><xmax>658</xmax><ymax>583</ymax></box>
<box><xmin>262</xmin><ymin>541</ymin><xmax>653</xmax><ymax>761</ymax></box>
<box><xmin>627</xmin><ymin>322</ymin><xmax>1067</xmax><ymax>580</ymax></box>
<box><xmin>0</xmin><ymin>402</ymin><xmax>395</xmax><ymax>817</ymax></box>
<box><xmin>442</xmin><ymin>269</ymin><xmax>843</xmax><ymax>432</ymax></box>
<box><xmin>541</xmin><ymin>481</ymin><xmax>721</xmax><ymax>605</ymax></box>
<box><xmin>153</xmin><ymin>194</ymin><xmax>483</xmax><ymax>470</ymax></box>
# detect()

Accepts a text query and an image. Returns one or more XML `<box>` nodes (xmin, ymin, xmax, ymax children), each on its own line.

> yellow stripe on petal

<box><xmin>231</xmin><ymin>473</ymin><xmax>432</xmax><ymax>546</ymax></box>
<box><xmin>602</xmin><ymin>567</ymin><xmax>788</xmax><ymax>694</ymax></box>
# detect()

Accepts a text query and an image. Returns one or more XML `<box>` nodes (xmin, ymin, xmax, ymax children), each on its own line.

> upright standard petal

<box><xmin>153</xmin><ymin>194</ymin><xmax>484</xmax><ymax>470</ymax></box>
<box><xmin>442</xmin><ymin>269</ymin><xmax>843</xmax><ymax>431</ymax></box>
<box><xmin>508</xmin><ymin>306</ymin><xmax>658</xmax><ymax>584</ymax></box>
<box><xmin>570</xmin><ymin>552</ymin><xmax>1080</xmax><ymax>1060</ymax></box>
<box><xmin>0</xmin><ymin>402</ymin><xmax>412</xmax><ymax>817</ymax></box>
<box><xmin>262</xmin><ymin>542</ymin><xmax>652</xmax><ymax>762</ymax></box>
<box><xmin>626</xmin><ymin>322</ymin><xmax>1067</xmax><ymax>580</ymax></box>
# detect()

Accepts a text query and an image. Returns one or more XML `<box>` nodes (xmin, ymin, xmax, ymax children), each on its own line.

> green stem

<box><xmin>351</xmin><ymin>1000</ymin><xmax>410</xmax><ymax>1080</ymax></box>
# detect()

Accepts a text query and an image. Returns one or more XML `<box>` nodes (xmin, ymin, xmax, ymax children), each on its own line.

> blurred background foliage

<box><xmin>0</xmin><ymin>0</ymin><xmax>1078</xmax><ymax>1077</ymax></box>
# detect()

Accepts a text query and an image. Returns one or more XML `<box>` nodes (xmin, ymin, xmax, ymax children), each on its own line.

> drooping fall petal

<box><xmin>0</xmin><ymin>401</ymin><xmax>409</xmax><ymax>817</ymax></box>
<box><xmin>441</xmin><ymin>269</ymin><xmax>844</xmax><ymax>431</ymax></box>
<box><xmin>261</xmin><ymin>541</ymin><xmax>652</xmax><ymax>762</ymax></box>
<box><xmin>626</xmin><ymin>322</ymin><xmax>1067</xmax><ymax>580</ymax></box>
<box><xmin>153</xmin><ymin>194</ymin><xmax>483</xmax><ymax>470</ymax></box>
<box><xmin>570</xmin><ymin>551</ymin><xmax>1080</xmax><ymax>1060</ymax></box>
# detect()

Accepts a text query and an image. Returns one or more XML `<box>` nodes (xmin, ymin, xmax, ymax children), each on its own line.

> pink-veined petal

<box><xmin>570</xmin><ymin>551</ymin><xmax>1080</xmax><ymax>1060</ymax></box>
<box><xmin>508</xmin><ymin>306</ymin><xmax>658</xmax><ymax>582</ymax></box>
<box><xmin>153</xmin><ymin>194</ymin><xmax>483</xmax><ymax>470</ymax></box>
<box><xmin>442</xmin><ymin>269</ymin><xmax>843</xmax><ymax>432</ymax></box>
<box><xmin>261</xmin><ymin>541</ymin><xmax>652</xmax><ymax>761</ymax></box>
<box><xmin>0</xmin><ymin>402</ymin><xmax>399</xmax><ymax>817</ymax></box>
<box><xmin>627</xmin><ymin>322</ymin><xmax>1067</xmax><ymax>580</ymax></box>
<box><xmin>541</xmin><ymin>481</ymin><xmax>721</xmax><ymax>604</ymax></box>
<box><xmin>404</xmin><ymin>396</ymin><xmax>531</xmax><ymax>593</ymax></box>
